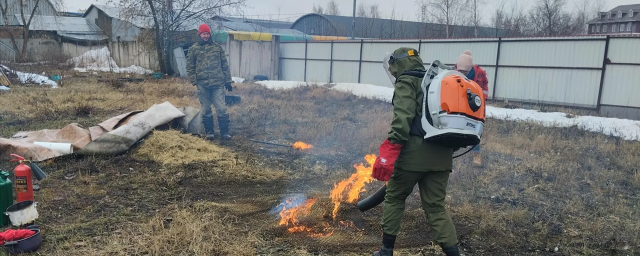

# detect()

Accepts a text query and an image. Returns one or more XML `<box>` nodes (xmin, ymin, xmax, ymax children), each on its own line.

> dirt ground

<box><xmin>0</xmin><ymin>75</ymin><xmax>638</xmax><ymax>256</ymax></box>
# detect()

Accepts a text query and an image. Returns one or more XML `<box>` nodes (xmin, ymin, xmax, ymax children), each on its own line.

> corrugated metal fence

<box><xmin>278</xmin><ymin>36</ymin><xmax>640</xmax><ymax>119</ymax></box>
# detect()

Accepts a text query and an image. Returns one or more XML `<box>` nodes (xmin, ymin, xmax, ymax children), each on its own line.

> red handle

<box><xmin>9</xmin><ymin>154</ymin><xmax>24</xmax><ymax>162</ymax></box>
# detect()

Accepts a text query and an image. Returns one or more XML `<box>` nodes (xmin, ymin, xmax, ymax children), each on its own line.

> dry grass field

<box><xmin>0</xmin><ymin>74</ymin><xmax>638</xmax><ymax>256</ymax></box>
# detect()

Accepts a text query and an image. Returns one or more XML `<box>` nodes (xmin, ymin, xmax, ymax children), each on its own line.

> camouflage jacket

<box><xmin>186</xmin><ymin>37</ymin><xmax>232</xmax><ymax>87</ymax></box>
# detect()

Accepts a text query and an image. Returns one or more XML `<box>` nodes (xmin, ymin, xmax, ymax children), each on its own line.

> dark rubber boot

<box><xmin>202</xmin><ymin>116</ymin><xmax>215</xmax><ymax>140</ymax></box>
<box><xmin>373</xmin><ymin>233</ymin><xmax>395</xmax><ymax>256</ymax></box>
<box><xmin>441</xmin><ymin>244</ymin><xmax>460</xmax><ymax>256</ymax></box>
<box><xmin>218</xmin><ymin>113</ymin><xmax>231</xmax><ymax>139</ymax></box>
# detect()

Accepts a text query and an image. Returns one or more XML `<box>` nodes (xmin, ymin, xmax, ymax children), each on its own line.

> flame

<box><xmin>279</xmin><ymin>198</ymin><xmax>317</xmax><ymax>230</ymax></box>
<box><xmin>292</xmin><ymin>141</ymin><xmax>313</xmax><ymax>150</ymax></box>
<box><xmin>329</xmin><ymin>154</ymin><xmax>377</xmax><ymax>219</ymax></box>
<box><xmin>277</xmin><ymin>197</ymin><xmax>334</xmax><ymax>237</ymax></box>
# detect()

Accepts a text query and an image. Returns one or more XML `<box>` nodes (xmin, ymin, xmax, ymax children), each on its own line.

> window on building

<box><xmin>618</xmin><ymin>10</ymin><xmax>623</xmax><ymax>18</ymax></box>
<box><xmin>591</xmin><ymin>25</ymin><xmax>596</xmax><ymax>33</ymax></box>
<box><xmin>621</xmin><ymin>24</ymin><xmax>625</xmax><ymax>32</ymax></box>
<box><xmin>608</xmin><ymin>12</ymin><xmax>612</xmax><ymax>18</ymax></box>
<box><xmin>630</xmin><ymin>10</ymin><xmax>635</xmax><ymax>17</ymax></box>
<box><xmin>603</xmin><ymin>25</ymin><xmax>607</xmax><ymax>32</ymax></box>
<box><xmin>597</xmin><ymin>25</ymin><xmax>601</xmax><ymax>32</ymax></box>
<box><xmin>628</xmin><ymin>22</ymin><xmax>633</xmax><ymax>31</ymax></box>
<box><xmin>613</xmin><ymin>24</ymin><xmax>617</xmax><ymax>32</ymax></box>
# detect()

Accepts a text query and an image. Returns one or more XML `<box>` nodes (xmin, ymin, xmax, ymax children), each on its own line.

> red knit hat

<box><xmin>198</xmin><ymin>24</ymin><xmax>211</xmax><ymax>35</ymax></box>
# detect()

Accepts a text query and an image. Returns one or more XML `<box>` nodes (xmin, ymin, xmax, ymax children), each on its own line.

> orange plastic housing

<box><xmin>439</xmin><ymin>74</ymin><xmax>486</xmax><ymax>121</ymax></box>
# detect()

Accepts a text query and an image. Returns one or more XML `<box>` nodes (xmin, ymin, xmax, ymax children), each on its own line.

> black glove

<box><xmin>224</xmin><ymin>82</ymin><xmax>233</xmax><ymax>92</ymax></box>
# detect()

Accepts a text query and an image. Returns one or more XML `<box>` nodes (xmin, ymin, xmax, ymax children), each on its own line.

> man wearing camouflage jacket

<box><xmin>187</xmin><ymin>24</ymin><xmax>233</xmax><ymax>140</ymax></box>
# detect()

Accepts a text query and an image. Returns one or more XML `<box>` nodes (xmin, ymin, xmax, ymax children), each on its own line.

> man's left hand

<box><xmin>224</xmin><ymin>82</ymin><xmax>233</xmax><ymax>92</ymax></box>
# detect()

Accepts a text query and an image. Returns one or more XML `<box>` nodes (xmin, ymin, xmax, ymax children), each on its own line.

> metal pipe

<box><xmin>352</xmin><ymin>0</ymin><xmax>356</xmax><ymax>39</ymax></box>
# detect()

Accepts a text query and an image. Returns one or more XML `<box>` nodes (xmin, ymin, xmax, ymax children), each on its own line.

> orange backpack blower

<box><xmin>420</xmin><ymin>60</ymin><xmax>486</xmax><ymax>148</ymax></box>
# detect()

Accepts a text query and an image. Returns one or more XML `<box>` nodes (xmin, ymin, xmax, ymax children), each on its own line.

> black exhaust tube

<box><xmin>356</xmin><ymin>185</ymin><xmax>387</xmax><ymax>212</ymax></box>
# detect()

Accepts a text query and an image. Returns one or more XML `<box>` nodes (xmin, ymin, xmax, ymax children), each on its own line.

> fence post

<box><xmin>329</xmin><ymin>41</ymin><xmax>334</xmax><ymax>83</ymax></box>
<box><xmin>492</xmin><ymin>37</ymin><xmax>502</xmax><ymax>100</ymax></box>
<box><xmin>418</xmin><ymin>39</ymin><xmax>422</xmax><ymax>53</ymax></box>
<box><xmin>358</xmin><ymin>39</ymin><xmax>364</xmax><ymax>83</ymax></box>
<box><xmin>596</xmin><ymin>36</ymin><xmax>611</xmax><ymax>112</ymax></box>
<box><xmin>304</xmin><ymin>40</ymin><xmax>308</xmax><ymax>82</ymax></box>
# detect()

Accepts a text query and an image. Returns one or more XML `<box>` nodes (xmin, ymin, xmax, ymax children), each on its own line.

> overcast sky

<box><xmin>64</xmin><ymin>0</ymin><xmax>639</xmax><ymax>23</ymax></box>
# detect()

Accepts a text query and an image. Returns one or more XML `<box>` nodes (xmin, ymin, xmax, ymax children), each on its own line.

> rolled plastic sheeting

<box><xmin>356</xmin><ymin>185</ymin><xmax>387</xmax><ymax>212</ymax></box>
<box><xmin>33</xmin><ymin>142</ymin><xmax>73</xmax><ymax>154</ymax></box>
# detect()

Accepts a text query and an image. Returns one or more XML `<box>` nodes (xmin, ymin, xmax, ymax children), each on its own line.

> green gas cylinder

<box><xmin>0</xmin><ymin>170</ymin><xmax>13</xmax><ymax>226</ymax></box>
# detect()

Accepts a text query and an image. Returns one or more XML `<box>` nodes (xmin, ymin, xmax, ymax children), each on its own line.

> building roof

<box><xmin>14</xmin><ymin>15</ymin><xmax>108</xmax><ymax>41</ymax></box>
<box><xmin>83</xmin><ymin>4</ymin><xmax>153</xmax><ymax>28</ymax></box>
<box><xmin>210</xmin><ymin>20</ymin><xmax>305</xmax><ymax>35</ymax></box>
<box><xmin>213</xmin><ymin>16</ymin><xmax>294</xmax><ymax>30</ymax></box>
<box><xmin>292</xmin><ymin>14</ymin><xmax>510</xmax><ymax>39</ymax></box>
<box><xmin>587</xmin><ymin>4</ymin><xmax>640</xmax><ymax>24</ymax></box>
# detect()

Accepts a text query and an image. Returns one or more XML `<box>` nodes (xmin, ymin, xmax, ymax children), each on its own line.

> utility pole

<box><xmin>352</xmin><ymin>0</ymin><xmax>356</xmax><ymax>39</ymax></box>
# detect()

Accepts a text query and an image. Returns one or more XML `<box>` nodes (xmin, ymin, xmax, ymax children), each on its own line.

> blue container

<box><xmin>50</xmin><ymin>75</ymin><xmax>61</xmax><ymax>81</ymax></box>
<box><xmin>153</xmin><ymin>73</ymin><xmax>163</xmax><ymax>79</ymax></box>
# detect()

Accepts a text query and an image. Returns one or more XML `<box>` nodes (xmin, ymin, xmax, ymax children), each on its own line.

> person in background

<box><xmin>455</xmin><ymin>50</ymin><xmax>489</xmax><ymax>167</ymax></box>
<box><xmin>187</xmin><ymin>23</ymin><xmax>234</xmax><ymax>140</ymax></box>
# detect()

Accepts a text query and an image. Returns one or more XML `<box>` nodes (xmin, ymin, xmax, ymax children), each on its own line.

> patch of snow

<box><xmin>15</xmin><ymin>71</ymin><xmax>58</xmax><ymax>88</ymax></box>
<box><xmin>232</xmin><ymin>77</ymin><xmax>245</xmax><ymax>83</ymax></box>
<box><xmin>255</xmin><ymin>80</ymin><xmax>307</xmax><ymax>90</ymax></box>
<box><xmin>0</xmin><ymin>86</ymin><xmax>9</xmax><ymax>91</ymax></box>
<box><xmin>67</xmin><ymin>47</ymin><xmax>153</xmax><ymax>74</ymax></box>
<box><xmin>332</xmin><ymin>83</ymin><xmax>394</xmax><ymax>102</ymax></box>
<box><xmin>1</xmin><ymin>65</ymin><xmax>57</xmax><ymax>88</ymax></box>
<box><xmin>254</xmin><ymin>80</ymin><xmax>640</xmax><ymax>141</ymax></box>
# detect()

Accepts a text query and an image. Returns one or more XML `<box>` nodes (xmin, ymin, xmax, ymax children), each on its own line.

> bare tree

<box><xmin>467</xmin><ymin>0</ymin><xmax>485</xmax><ymax>37</ymax></box>
<box><xmin>529</xmin><ymin>0</ymin><xmax>576</xmax><ymax>36</ymax></box>
<box><xmin>491</xmin><ymin>0</ymin><xmax>531</xmax><ymax>37</ymax></box>
<box><xmin>312</xmin><ymin>4</ymin><xmax>324</xmax><ymax>14</ymax></box>
<box><xmin>326</xmin><ymin>0</ymin><xmax>339</xmax><ymax>15</ymax></box>
<box><xmin>0</xmin><ymin>0</ymin><xmax>64</xmax><ymax>62</ymax></box>
<box><xmin>357</xmin><ymin>3</ymin><xmax>380</xmax><ymax>18</ymax></box>
<box><xmin>117</xmin><ymin>0</ymin><xmax>244</xmax><ymax>74</ymax></box>
<box><xmin>421</xmin><ymin>0</ymin><xmax>464</xmax><ymax>38</ymax></box>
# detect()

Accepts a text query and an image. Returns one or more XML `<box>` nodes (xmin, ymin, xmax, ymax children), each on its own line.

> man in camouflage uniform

<box><xmin>187</xmin><ymin>24</ymin><xmax>233</xmax><ymax>140</ymax></box>
<box><xmin>371</xmin><ymin>47</ymin><xmax>460</xmax><ymax>256</ymax></box>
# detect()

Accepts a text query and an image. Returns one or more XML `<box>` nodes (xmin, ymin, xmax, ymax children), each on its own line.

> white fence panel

<box><xmin>360</xmin><ymin>62</ymin><xmax>392</xmax><ymax>88</ymax></box>
<box><xmin>333</xmin><ymin>43</ymin><xmax>361</xmax><ymax>61</ymax></box>
<box><xmin>332</xmin><ymin>61</ymin><xmax>359</xmax><ymax>83</ymax></box>
<box><xmin>307</xmin><ymin>42</ymin><xmax>332</xmax><ymax>60</ymax></box>
<box><xmin>280</xmin><ymin>43</ymin><xmax>305</xmax><ymax>59</ymax></box>
<box><xmin>280</xmin><ymin>59</ymin><xmax>305</xmax><ymax>81</ymax></box>
<box><xmin>361</xmin><ymin>42</ymin><xmax>420</xmax><ymax>62</ymax></box>
<box><xmin>481</xmin><ymin>66</ymin><xmax>496</xmax><ymax>99</ymax></box>
<box><xmin>500</xmin><ymin>40</ymin><xmax>606</xmax><ymax>68</ymax></box>
<box><xmin>420</xmin><ymin>41</ymin><xmax>499</xmax><ymax>66</ymax></box>
<box><xmin>601</xmin><ymin>65</ymin><xmax>640</xmax><ymax>108</ymax></box>
<box><xmin>607</xmin><ymin>38</ymin><xmax>640</xmax><ymax>63</ymax></box>
<box><xmin>306</xmin><ymin>60</ymin><xmax>331</xmax><ymax>83</ymax></box>
<box><xmin>495</xmin><ymin>68</ymin><xmax>601</xmax><ymax>107</ymax></box>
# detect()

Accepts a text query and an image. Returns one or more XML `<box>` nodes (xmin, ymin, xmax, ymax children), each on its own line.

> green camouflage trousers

<box><xmin>382</xmin><ymin>169</ymin><xmax>458</xmax><ymax>247</ymax></box>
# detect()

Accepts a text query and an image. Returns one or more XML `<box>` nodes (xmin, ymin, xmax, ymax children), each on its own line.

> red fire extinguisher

<box><xmin>9</xmin><ymin>154</ymin><xmax>34</xmax><ymax>202</ymax></box>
